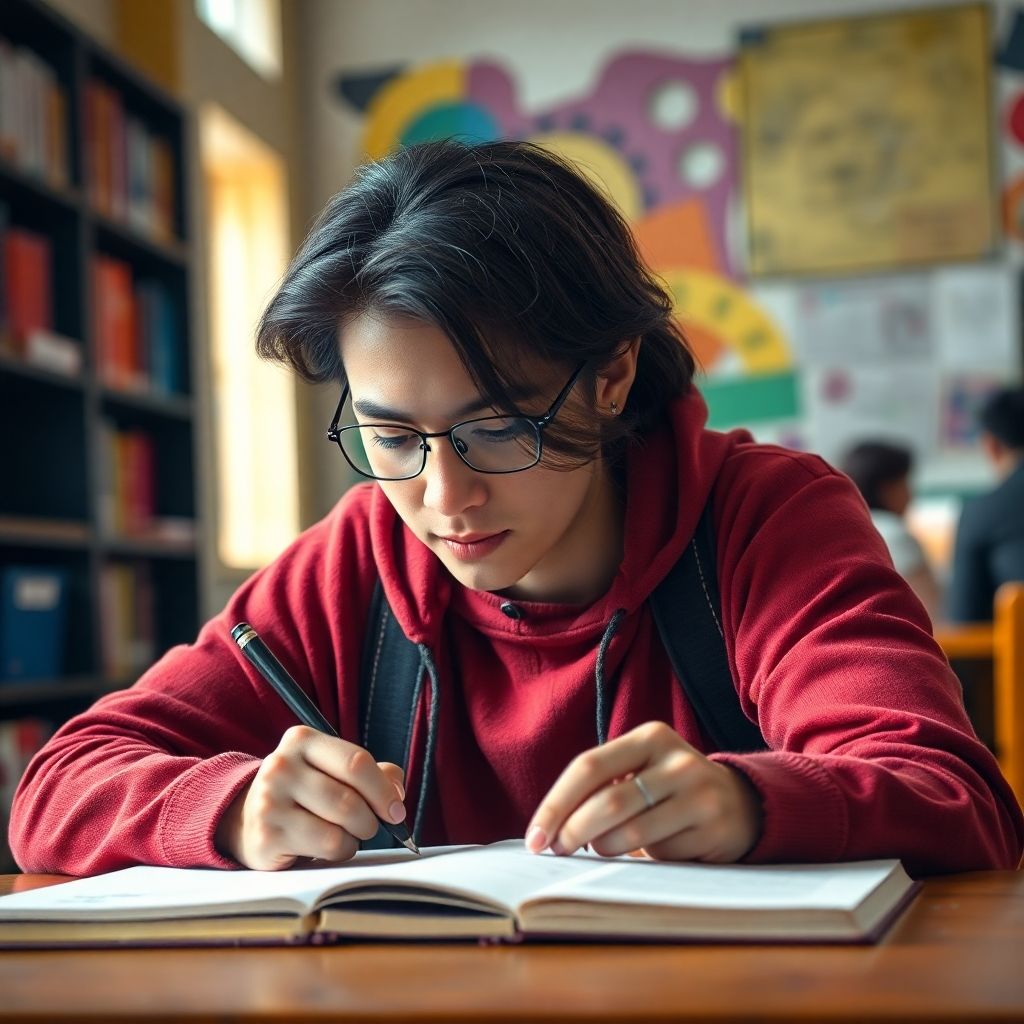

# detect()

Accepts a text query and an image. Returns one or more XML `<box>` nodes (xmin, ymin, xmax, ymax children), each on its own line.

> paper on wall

<box><xmin>931</xmin><ymin>264</ymin><xmax>1019</xmax><ymax>372</ymax></box>
<box><xmin>802</xmin><ymin>364</ymin><xmax>940</xmax><ymax>465</ymax></box>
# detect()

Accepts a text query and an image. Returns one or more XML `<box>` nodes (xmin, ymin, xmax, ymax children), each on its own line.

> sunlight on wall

<box><xmin>195</xmin><ymin>0</ymin><xmax>281</xmax><ymax>79</ymax></box>
<box><xmin>200</xmin><ymin>103</ymin><xmax>298</xmax><ymax>570</ymax></box>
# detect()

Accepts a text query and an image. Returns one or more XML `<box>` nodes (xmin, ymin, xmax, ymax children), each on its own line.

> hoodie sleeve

<box><xmin>8</xmin><ymin>491</ymin><xmax>376</xmax><ymax>875</ymax></box>
<box><xmin>709</xmin><ymin>450</ymin><xmax>1024</xmax><ymax>876</ymax></box>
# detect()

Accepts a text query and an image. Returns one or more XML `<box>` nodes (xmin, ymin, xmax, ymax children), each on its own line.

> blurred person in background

<box><xmin>948</xmin><ymin>387</ymin><xmax>1024</xmax><ymax>623</ymax></box>
<box><xmin>841</xmin><ymin>440</ymin><xmax>942</xmax><ymax>622</ymax></box>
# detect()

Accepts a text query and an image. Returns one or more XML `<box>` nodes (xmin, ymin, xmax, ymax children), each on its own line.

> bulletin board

<box><xmin>740</xmin><ymin>4</ymin><xmax>997</xmax><ymax>277</ymax></box>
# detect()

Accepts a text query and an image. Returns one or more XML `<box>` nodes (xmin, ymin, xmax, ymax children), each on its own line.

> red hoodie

<box><xmin>10</xmin><ymin>393</ymin><xmax>1024</xmax><ymax>876</ymax></box>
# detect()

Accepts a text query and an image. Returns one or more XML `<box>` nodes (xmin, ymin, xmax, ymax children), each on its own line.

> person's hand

<box><xmin>215</xmin><ymin>725</ymin><xmax>407</xmax><ymax>870</ymax></box>
<box><xmin>524</xmin><ymin>721</ymin><xmax>762</xmax><ymax>863</ymax></box>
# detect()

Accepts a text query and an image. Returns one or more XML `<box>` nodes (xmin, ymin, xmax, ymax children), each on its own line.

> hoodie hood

<box><xmin>368</xmin><ymin>387</ymin><xmax>742</xmax><ymax>644</ymax></box>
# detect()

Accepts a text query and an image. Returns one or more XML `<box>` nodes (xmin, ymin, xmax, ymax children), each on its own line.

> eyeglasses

<box><xmin>327</xmin><ymin>363</ymin><xmax>587</xmax><ymax>481</ymax></box>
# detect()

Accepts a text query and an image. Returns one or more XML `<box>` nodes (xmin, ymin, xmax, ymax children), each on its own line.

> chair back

<box><xmin>994</xmin><ymin>583</ymin><xmax>1024</xmax><ymax>812</ymax></box>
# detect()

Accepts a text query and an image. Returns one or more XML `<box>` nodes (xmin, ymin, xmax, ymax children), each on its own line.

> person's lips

<box><xmin>436</xmin><ymin>530</ymin><xmax>510</xmax><ymax>561</ymax></box>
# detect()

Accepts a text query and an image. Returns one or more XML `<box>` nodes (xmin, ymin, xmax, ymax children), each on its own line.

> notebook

<box><xmin>0</xmin><ymin>840</ymin><xmax>918</xmax><ymax>947</ymax></box>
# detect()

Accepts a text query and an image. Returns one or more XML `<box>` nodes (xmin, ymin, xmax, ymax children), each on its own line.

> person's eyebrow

<box><xmin>352</xmin><ymin>385</ymin><xmax>539</xmax><ymax>423</ymax></box>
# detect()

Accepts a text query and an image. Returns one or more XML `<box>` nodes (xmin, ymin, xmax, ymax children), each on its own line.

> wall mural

<box><xmin>335</xmin><ymin>52</ymin><xmax>798</xmax><ymax>432</ymax></box>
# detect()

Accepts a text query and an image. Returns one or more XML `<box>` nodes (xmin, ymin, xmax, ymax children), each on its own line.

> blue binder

<box><xmin>0</xmin><ymin>567</ymin><xmax>69</xmax><ymax>682</ymax></box>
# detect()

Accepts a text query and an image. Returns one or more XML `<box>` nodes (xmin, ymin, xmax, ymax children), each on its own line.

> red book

<box><xmin>131</xmin><ymin>432</ymin><xmax>156</xmax><ymax>533</ymax></box>
<box><xmin>3</xmin><ymin>228</ymin><xmax>52</xmax><ymax>347</ymax></box>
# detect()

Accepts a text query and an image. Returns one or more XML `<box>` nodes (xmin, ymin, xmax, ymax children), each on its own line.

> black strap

<box><xmin>649</xmin><ymin>504</ymin><xmax>767</xmax><ymax>753</ymax></box>
<box><xmin>358</xmin><ymin>578</ymin><xmax>424</xmax><ymax>849</ymax></box>
<box><xmin>358</xmin><ymin>501</ymin><xmax>767</xmax><ymax>847</ymax></box>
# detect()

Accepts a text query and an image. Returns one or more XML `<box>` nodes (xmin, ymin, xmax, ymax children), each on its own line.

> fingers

<box><xmin>526</xmin><ymin>722</ymin><xmax>682</xmax><ymax>855</ymax></box>
<box><xmin>288</xmin><ymin>727</ymin><xmax>407</xmax><ymax>827</ymax></box>
<box><xmin>525</xmin><ymin>723</ymin><xmax>762</xmax><ymax>864</ymax></box>
<box><xmin>230</xmin><ymin>728</ymin><xmax>410</xmax><ymax>871</ymax></box>
<box><xmin>377</xmin><ymin>762</ymin><xmax>406</xmax><ymax>802</ymax></box>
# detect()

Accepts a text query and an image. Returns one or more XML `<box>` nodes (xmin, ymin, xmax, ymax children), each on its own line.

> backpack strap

<box><xmin>649</xmin><ymin>502</ymin><xmax>768</xmax><ymax>753</ymax></box>
<box><xmin>358</xmin><ymin>577</ymin><xmax>424</xmax><ymax>849</ymax></box>
<box><xmin>358</xmin><ymin>501</ymin><xmax>766</xmax><ymax>850</ymax></box>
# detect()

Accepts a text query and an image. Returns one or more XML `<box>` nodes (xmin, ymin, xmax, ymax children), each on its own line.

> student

<box><xmin>9</xmin><ymin>141</ymin><xmax>1023</xmax><ymax>877</ymax></box>
<box><xmin>839</xmin><ymin>440</ymin><xmax>941</xmax><ymax>621</ymax></box>
<box><xmin>948</xmin><ymin>387</ymin><xmax>1024</xmax><ymax>623</ymax></box>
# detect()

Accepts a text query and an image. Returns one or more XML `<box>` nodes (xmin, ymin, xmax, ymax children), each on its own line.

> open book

<box><xmin>0</xmin><ymin>841</ymin><xmax>917</xmax><ymax>947</ymax></box>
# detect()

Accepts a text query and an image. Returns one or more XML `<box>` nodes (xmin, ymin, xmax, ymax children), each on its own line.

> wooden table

<box><xmin>1</xmin><ymin>872</ymin><xmax>1023</xmax><ymax>1023</ymax></box>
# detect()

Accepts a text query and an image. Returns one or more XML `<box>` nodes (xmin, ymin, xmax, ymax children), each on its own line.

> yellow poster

<box><xmin>741</xmin><ymin>5</ymin><xmax>996</xmax><ymax>276</ymax></box>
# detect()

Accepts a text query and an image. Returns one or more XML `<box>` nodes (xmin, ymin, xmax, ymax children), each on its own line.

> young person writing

<box><xmin>10</xmin><ymin>141</ymin><xmax>1023</xmax><ymax>877</ymax></box>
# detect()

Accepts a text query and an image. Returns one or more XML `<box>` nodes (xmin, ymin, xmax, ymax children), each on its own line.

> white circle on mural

<box><xmin>650</xmin><ymin>81</ymin><xmax>698</xmax><ymax>131</ymax></box>
<box><xmin>679</xmin><ymin>142</ymin><xmax>725</xmax><ymax>189</ymax></box>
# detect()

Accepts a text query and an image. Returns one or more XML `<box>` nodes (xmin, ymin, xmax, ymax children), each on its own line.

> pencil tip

<box><xmin>403</xmin><ymin>838</ymin><xmax>421</xmax><ymax>856</ymax></box>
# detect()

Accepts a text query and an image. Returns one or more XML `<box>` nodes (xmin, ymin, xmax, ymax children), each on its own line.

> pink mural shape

<box><xmin>468</xmin><ymin>53</ymin><xmax>738</xmax><ymax>276</ymax></box>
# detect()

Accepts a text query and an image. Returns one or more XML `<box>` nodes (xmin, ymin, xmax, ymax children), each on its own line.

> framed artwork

<box><xmin>740</xmin><ymin>4</ymin><xmax>997</xmax><ymax>276</ymax></box>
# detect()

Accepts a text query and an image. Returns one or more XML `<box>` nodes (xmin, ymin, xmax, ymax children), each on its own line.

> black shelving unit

<box><xmin>0</xmin><ymin>0</ymin><xmax>201</xmax><ymax>867</ymax></box>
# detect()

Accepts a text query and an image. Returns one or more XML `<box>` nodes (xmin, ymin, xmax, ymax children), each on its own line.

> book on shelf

<box><xmin>0</xmin><ymin>840</ymin><xmax>918</xmax><ymax>948</ymax></box>
<box><xmin>0</xmin><ymin>203</ymin><xmax>81</xmax><ymax>375</ymax></box>
<box><xmin>0</xmin><ymin>36</ymin><xmax>69</xmax><ymax>188</ymax></box>
<box><xmin>3</xmin><ymin>221</ymin><xmax>51</xmax><ymax>340</ymax></box>
<box><xmin>0</xmin><ymin>717</ymin><xmax>50</xmax><ymax>871</ymax></box>
<box><xmin>98</xmin><ymin>421</ymin><xmax>157</xmax><ymax>537</ymax></box>
<box><xmin>85</xmin><ymin>78</ymin><xmax>175</xmax><ymax>241</ymax></box>
<box><xmin>93</xmin><ymin>254</ymin><xmax>181</xmax><ymax>394</ymax></box>
<box><xmin>99</xmin><ymin>560</ymin><xmax>154</xmax><ymax>679</ymax></box>
<box><xmin>0</xmin><ymin>566</ymin><xmax>68</xmax><ymax>682</ymax></box>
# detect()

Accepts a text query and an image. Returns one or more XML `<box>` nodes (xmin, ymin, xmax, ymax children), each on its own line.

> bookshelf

<box><xmin>0</xmin><ymin>0</ymin><xmax>201</xmax><ymax>868</ymax></box>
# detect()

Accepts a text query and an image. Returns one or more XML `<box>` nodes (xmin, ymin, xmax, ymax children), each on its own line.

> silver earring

<box><xmin>609</xmin><ymin>401</ymin><xmax>619</xmax><ymax>415</ymax></box>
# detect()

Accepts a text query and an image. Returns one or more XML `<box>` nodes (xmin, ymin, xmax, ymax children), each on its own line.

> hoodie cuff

<box><xmin>710</xmin><ymin>751</ymin><xmax>849</xmax><ymax>863</ymax></box>
<box><xmin>158</xmin><ymin>752</ymin><xmax>261</xmax><ymax>868</ymax></box>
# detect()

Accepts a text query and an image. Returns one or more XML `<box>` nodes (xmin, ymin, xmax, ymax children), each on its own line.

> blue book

<box><xmin>0</xmin><ymin>567</ymin><xmax>69</xmax><ymax>682</ymax></box>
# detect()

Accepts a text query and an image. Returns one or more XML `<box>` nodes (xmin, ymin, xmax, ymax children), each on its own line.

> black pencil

<box><xmin>230</xmin><ymin>621</ymin><xmax>420</xmax><ymax>855</ymax></box>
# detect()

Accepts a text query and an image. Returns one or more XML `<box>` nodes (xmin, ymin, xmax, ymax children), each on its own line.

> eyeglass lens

<box><xmin>338</xmin><ymin>417</ymin><xmax>541</xmax><ymax>479</ymax></box>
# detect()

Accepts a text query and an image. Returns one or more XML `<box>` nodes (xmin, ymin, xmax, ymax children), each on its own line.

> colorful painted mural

<box><xmin>335</xmin><ymin>52</ymin><xmax>798</xmax><ymax>429</ymax></box>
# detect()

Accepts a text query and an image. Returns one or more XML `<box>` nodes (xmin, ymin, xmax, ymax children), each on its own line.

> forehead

<box><xmin>338</xmin><ymin>311</ymin><xmax>563</xmax><ymax>400</ymax></box>
<box><xmin>339</xmin><ymin>312</ymin><xmax>463</xmax><ymax>381</ymax></box>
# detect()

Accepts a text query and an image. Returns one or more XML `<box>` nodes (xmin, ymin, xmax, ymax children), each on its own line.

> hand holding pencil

<box><xmin>213</xmin><ymin>622</ymin><xmax>418</xmax><ymax>871</ymax></box>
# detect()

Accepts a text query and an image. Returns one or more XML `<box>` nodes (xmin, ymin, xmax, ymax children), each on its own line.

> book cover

<box><xmin>0</xmin><ymin>566</ymin><xmax>69</xmax><ymax>682</ymax></box>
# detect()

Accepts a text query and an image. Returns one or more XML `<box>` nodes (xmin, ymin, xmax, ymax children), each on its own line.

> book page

<box><xmin>317</xmin><ymin>841</ymin><xmax>607</xmax><ymax>914</ymax></box>
<box><xmin>525</xmin><ymin>858</ymin><xmax>903</xmax><ymax>911</ymax></box>
<box><xmin>0</xmin><ymin>847</ymin><xmax>466</xmax><ymax>922</ymax></box>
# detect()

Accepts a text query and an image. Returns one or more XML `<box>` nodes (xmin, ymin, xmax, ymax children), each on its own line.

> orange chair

<box><xmin>993</xmin><ymin>583</ymin><xmax>1024</xmax><ymax>810</ymax></box>
<box><xmin>934</xmin><ymin>583</ymin><xmax>1024</xmax><ymax>811</ymax></box>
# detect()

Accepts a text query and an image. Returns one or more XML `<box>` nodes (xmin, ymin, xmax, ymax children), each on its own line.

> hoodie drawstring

<box><xmin>408</xmin><ymin>607</ymin><xmax>626</xmax><ymax>844</ymax></box>
<box><xmin>411</xmin><ymin>643</ymin><xmax>442</xmax><ymax>846</ymax></box>
<box><xmin>594</xmin><ymin>608</ymin><xmax>627</xmax><ymax>745</ymax></box>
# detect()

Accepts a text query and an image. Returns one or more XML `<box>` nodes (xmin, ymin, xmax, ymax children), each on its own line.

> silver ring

<box><xmin>633</xmin><ymin>774</ymin><xmax>656</xmax><ymax>810</ymax></box>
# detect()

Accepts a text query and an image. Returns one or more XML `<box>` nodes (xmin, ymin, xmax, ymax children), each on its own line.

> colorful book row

<box><xmin>98</xmin><ymin>422</ymin><xmax>157</xmax><ymax>538</ymax></box>
<box><xmin>93</xmin><ymin>254</ymin><xmax>183</xmax><ymax>395</ymax></box>
<box><xmin>0</xmin><ymin>203</ymin><xmax>81</xmax><ymax>376</ymax></box>
<box><xmin>86</xmin><ymin>79</ymin><xmax>176</xmax><ymax>241</ymax></box>
<box><xmin>0</xmin><ymin>36</ymin><xmax>68</xmax><ymax>188</ymax></box>
<box><xmin>99</xmin><ymin>561</ymin><xmax>155</xmax><ymax>681</ymax></box>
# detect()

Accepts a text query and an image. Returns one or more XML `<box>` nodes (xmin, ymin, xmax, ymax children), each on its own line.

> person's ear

<box><xmin>594</xmin><ymin>339</ymin><xmax>640</xmax><ymax>416</ymax></box>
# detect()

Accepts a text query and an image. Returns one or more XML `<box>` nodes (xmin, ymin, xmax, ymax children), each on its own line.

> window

<box><xmin>195</xmin><ymin>0</ymin><xmax>281</xmax><ymax>79</ymax></box>
<box><xmin>200</xmin><ymin>103</ymin><xmax>297</xmax><ymax>570</ymax></box>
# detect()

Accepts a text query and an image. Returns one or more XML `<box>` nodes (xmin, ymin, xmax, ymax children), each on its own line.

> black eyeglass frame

<box><xmin>326</xmin><ymin>361</ymin><xmax>588</xmax><ymax>481</ymax></box>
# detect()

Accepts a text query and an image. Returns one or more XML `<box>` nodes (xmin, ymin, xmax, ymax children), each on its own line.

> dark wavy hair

<box><xmin>256</xmin><ymin>139</ymin><xmax>695</xmax><ymax>463</ymax></box>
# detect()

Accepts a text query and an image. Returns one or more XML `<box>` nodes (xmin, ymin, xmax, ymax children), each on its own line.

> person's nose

<box><xmin>420</xmin><ymin>435</ymin><xmax>487</xmax><ymax>516</ymax></box>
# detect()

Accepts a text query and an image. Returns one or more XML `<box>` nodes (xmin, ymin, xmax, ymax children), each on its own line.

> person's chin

<box><xmin>433</xmin><ymin>545</ymin><xmax>523</xmax><ymax>593</ymax></box>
